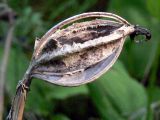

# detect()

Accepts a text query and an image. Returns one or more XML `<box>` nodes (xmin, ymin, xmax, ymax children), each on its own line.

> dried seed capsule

<box><xmin>7</xmin><ymin>12</ymin><xmax>151</xmax><ymax>120</ymax></box>
<box><xmin>30</xmin><ymin>12</ymin><xmax>151</xmax><ymax>86</ymax></box>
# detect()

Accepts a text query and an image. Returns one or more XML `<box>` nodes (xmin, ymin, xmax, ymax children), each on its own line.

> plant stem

<box><xmin>7</xmin><ymin>66</ymin><xmax>33</xmax><ymax>120</ymax></box>
<box><xmin>0</xmin><ymin>8</ymin><xmax>15</xmax><ymax>120</ymax></box>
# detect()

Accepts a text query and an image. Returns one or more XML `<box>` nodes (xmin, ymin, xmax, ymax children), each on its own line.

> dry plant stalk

<box><xmin>0</xmin><ymin>5</ymin><xmax>16</xmax><ymax>120</ymax></box>
<box><xmin>7</xmin><ymin>12</ymin><xmax>151</xmax><ymax>120</ymax></box>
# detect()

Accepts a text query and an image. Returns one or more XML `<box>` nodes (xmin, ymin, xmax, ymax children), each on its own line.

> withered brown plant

<box><xmin>7</xmin><ymin>12</ymin><xmax>151</xmax><ymax>120</ymax></box>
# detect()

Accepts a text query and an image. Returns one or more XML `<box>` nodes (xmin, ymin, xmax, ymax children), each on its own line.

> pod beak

<box><xmin>130</xmin><ymin>25</ymin><xmax>151</xmax><ymax>41</ymax></box>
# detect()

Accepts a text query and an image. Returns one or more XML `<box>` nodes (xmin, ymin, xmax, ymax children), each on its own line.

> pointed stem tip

<box><xmin>130</xmin><ymin>25</ymin><xmax>151</xmax><ymax>41</ymax></box>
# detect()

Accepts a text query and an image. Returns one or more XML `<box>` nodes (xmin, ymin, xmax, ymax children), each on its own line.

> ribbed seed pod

<box><xmin>30</xmin><ymin>12</ymin><xmax>151</xmax><ymax>86</ymax></box>
<box><xmin>7</xmin><ymin>12</ymin><xmax>151</xmax><ymax>120</ymax></box>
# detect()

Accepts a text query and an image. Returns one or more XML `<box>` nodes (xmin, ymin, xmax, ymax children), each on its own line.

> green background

<box><xmin>0</xmin><ymin>0</ymin><xmax>160</xmax><ymax>120</ymax></box>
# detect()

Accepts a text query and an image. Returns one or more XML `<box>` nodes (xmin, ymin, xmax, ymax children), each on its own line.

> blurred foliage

<box><xmin>0</xmin><ymin>0</ymin><xmax>160</xmax><ymax>120</ymax></box>
<box><xmin>88</xmin><ymin>61</ymin><xmax>147</xmax><ymax>120</ymax></box>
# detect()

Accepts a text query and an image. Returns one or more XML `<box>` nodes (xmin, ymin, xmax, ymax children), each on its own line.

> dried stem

<box><xmin>0</xmin><ymin>8</ymin><xmax>15</xmax><ymax>120</ymax></box>
<box><xmin>7</xmin><ymin>66</ymin><xmax>33</xmax><ymax>120</ymax></box>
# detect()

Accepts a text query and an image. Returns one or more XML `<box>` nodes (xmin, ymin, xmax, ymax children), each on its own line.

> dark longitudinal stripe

<box><xmin>57</xmin><ymin>22</ymin><xmax>123</xmax><ymax>45</ymax></box>
<box><xmin>40</xmin><ymin>19</ymin><xmax>123</xmax><ymax>55</ymax></box>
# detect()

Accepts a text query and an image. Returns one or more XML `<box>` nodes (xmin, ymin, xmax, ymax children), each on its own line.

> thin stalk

<box><xmin>0</xmin><ymin>25</ymin><xmax>14</xmax><ymax>120</ymax></box>
<box><xmin>0</xmin><ymin>8</ymin><xmax>15</xmax><ymax>120</ymax></box>
<box><xmin>7</xmin><ymin>66</ymin><xmax>33</xmax><ymax>120</ymax></box>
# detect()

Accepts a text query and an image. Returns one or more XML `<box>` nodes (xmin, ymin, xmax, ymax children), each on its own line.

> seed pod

<box><xmin>7</xmin><ymin>12</ymin><xmax>151</xmax><ymax>120</ymax></box>
<box><xmin>29</xmin><ymin>12</ymin><xmax>151</xmax><ymax>86</ymax></box>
